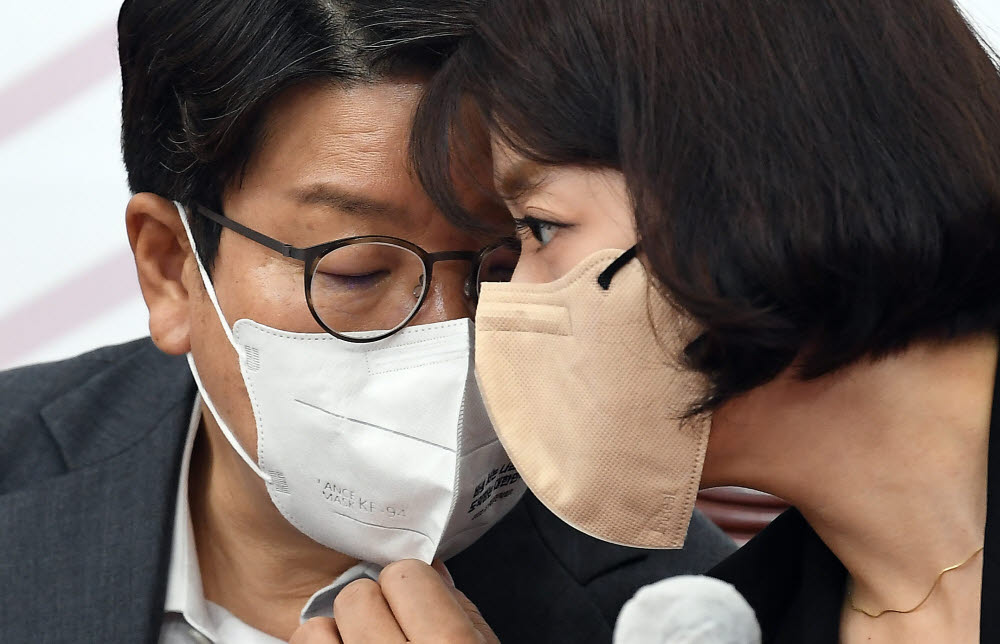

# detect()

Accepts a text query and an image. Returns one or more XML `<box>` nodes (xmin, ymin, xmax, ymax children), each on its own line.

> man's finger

<box><xmin>288</xmin><ymin>617</ymin><xmax>343</xmax><ymax>644</ymax></box>
<box><xmin>451</xmin><ymin>588</ymin><xmax>495</xmax><ymax>634</ymax></box>
<box><xmin>333</xmin><ymin>578</ymin><xmax>408</xmax><ymax>644</ymax></box>
<box><xmin>379</xmin><ymin>559</ymin><xmax>494</xmax><ymax>642</ymax></box>
<box><xmin>431</xmin><ymin>559</ymin><xmax>456</xmax><ymax>587</ymax></box>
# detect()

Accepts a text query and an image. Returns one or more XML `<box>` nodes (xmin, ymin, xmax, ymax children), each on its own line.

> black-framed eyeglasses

<box><xmin>194</xmin><ymin>205</ymin><xmax>520</xmax><ymax>343</ymax></box>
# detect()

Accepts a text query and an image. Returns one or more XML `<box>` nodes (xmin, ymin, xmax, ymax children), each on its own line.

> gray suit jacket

<box><xmin>0</xmin><ymin>339</ymin><xmax>735</xmax><ymax>643</ymax></box>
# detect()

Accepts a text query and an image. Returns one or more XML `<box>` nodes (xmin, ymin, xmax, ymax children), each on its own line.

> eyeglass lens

<box><xmin>476</xmin><ymin>243</ymin><xmax>521</xmax><ymax>294</ymax></box>
<box><xmin>310</xmin><ymin>242</ymin><xmax>428</xmax><ymax>339</ymax></box>
<box><xmin>308</xmin><ymin>241</ymin><xmax>522</xmax><ymax>340</ymax></box>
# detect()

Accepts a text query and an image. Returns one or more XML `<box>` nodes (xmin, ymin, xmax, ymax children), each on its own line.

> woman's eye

<box><xmin>514</xmin><ymin>216</ymin><xmax>567</xmax><ymax>247</ymax></box>
<box><xmin>534</xmin><ymin>221</ymin><xmax>559</xmax><ymax>245</ymax></box>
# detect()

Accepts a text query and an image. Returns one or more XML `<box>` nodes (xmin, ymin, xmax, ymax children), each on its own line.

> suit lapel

<box><xmin>449</xmin><ymin>495</ymin><xmax>619</xmax><ymax>642</ymax></box>
<box><xmin>0</xmin><ymin>343</ymin><xmax>192</xmax><ymax>643</ymax></box>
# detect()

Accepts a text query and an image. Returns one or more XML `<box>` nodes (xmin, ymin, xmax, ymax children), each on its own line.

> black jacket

<box><xmin>0</xmin><ymin>338</ymin><xmax>736</xmax><ymax>643</ymax></box>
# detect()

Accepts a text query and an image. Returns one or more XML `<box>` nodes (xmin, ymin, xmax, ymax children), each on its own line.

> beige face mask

<box><xmin>475</xmin><ymin>247</ymin><xmax>711</xmax><ymax>548</ymax></box>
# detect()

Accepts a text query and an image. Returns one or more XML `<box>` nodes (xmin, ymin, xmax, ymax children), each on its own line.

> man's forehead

<box><xmin>259</xmin><ymin>80</ymin><xmax>425</xmax><ymax>165</ymax></box>
<box><xmin>238</xmin><ymin>81</ymin><xmax>429</xmax><ymax>204</ymax></box>
<box><xmin>229</xmin><ymin>79</ymin><xmax>500</xmax><ymax>240</ymax></box>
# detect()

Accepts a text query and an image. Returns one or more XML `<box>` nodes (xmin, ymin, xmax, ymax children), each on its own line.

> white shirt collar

<box><xmin>163</xmin><ymin>395</ymin><xmax>381</xmax><ymax>642</ymax></box>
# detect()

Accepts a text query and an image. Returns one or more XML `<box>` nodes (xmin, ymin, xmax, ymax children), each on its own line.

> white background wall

<box><xmin>1</xmin><ymin>1</ymin><xmax>999</xmax><ymax>371</ymax></box>
<box><xmin>1</xmin><ymin>1</ymin><xmax>142</xmax><ymax>370</ymax></box>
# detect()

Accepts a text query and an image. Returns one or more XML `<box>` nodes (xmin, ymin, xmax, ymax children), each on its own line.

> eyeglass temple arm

<box><xmin>194</xmin><ymin>205</ymin><xmax>308</xmax><ymax>261</ymax></box>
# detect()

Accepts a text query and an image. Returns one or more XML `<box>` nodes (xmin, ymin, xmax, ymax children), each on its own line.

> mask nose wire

<box><xmin>175</xmin><ymin>201</ymin><xmax>273</xmax><ymax>483</ymax></box>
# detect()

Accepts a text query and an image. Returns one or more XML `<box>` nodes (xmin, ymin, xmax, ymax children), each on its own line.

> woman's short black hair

<box><xmin>118</xmin><ymin>0</ymin><xmax>480</xmax><ymax>270</ymax></box>
<box><xmin>411</xmin><ymin>0</ymin><xmax>1000</xmax><ymax>410</ymax></box>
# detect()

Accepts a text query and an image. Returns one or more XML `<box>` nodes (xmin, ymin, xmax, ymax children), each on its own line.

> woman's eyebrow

<box><xmin>495</xmin><ymin>159</ymin><xmax>551</xmax><ymax>202</ymax></box>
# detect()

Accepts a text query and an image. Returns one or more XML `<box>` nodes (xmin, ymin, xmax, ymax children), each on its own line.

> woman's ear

<box><xmin>126</xmin><ymin>193</ymin><xmax>195</xmax><ymax>355</ymax></box>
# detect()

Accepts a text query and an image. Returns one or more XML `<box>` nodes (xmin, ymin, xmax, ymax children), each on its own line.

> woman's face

<box><xmin>491</xmin><ymin>139</ymin><xmax>636</xmax><ymax>282</ymax></box>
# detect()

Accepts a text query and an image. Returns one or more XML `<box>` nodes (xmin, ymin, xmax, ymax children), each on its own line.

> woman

<box><xmin>409</xmin><ymin>0</ymin><xmax>1000</xmax><ymax>641</ymax></box>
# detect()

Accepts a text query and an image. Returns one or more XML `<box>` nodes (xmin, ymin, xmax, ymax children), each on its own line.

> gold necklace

<box><xmin>847</xmin><ymin>544</ymin><xmax>985</xmax><ymax>618</ymax></box>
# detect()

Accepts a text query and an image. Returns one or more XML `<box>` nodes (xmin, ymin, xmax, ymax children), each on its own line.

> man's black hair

<box><xmin>118</xmin><ymin>0</ymin><xmax>480</xmax><ymax>270</ymax></box>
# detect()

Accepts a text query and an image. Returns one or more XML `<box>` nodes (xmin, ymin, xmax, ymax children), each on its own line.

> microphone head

<box><xmin>613</xmin><ymin>575</ymin><xmax>762</xmax><ymax>644</ymax></box>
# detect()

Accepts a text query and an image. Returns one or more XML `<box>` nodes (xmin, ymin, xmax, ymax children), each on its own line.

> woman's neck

<box><xmin>706</xmin><ymin>333</ymin><xmax>995</xmax><ymax>615</ymax></box>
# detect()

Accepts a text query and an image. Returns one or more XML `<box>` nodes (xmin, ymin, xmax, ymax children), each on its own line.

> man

<box><xmin>0</xmin><ymin>1</ymin><xmax>735</xmax><ymax>642</ymax></box>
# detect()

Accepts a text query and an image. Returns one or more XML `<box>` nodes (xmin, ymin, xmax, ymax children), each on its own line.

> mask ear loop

<box><xmin>597</xmin><ymin>245</ymin><xmax>639</xmax><ymax>290</ymax></box>
<box><xmin>175</xmin><ymin>201</ymin><xmax>272</xmax><ymax>483</ymax></box>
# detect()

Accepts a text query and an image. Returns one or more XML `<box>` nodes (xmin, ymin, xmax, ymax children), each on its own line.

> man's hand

<box><xmin>288</xmin><ymin>560</ymin><xmax>500</xmax><ymax>644</ymax></box>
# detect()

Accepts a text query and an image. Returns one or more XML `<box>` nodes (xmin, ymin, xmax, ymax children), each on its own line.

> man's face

<box><xmin>184</xmin><ymin>80</ymin><xmax>494</xmax><ymax>477</ymax></box>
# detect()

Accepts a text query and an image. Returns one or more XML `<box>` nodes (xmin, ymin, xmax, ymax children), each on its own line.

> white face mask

<box><xmin>176</xmin><ymin>203</ymin><xmax>525</xmax><ymax>566</ymax></box>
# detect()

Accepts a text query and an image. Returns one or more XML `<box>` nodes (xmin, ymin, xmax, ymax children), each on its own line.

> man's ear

<box><xmin>126</xmin><ymin>193</ymin><xmax>197</xmax><ymax>355</ymax></box>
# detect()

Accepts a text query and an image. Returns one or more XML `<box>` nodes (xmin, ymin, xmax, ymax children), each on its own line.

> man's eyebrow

<box><xmin>290</xmin><ymin>184</ymin><xmax>406</xmax><ymax>220</ymax></box>
<box><xmin>496</xmin><ymin>159</ymin><xmax>551</xmax><ymax>202</ymax></box>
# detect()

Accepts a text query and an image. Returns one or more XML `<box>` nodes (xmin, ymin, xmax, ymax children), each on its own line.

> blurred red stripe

<box><xmin>0</xmin><ymin>249</ymin><xmax>141</xmax><ymax>368</ymax></box>
<box><xmin>0</xmin><ymin>21</ymin><xmax>118</xmax><ymax>144</ymax></box>
<box><xmin>0</xmin><ymin>20</ymin><xmax>132</xmax><ymax>368</ymax></box>
<box><xmin>696</xmin><ymin>487</ymin><xmax>789</xmax><ymax>546</ymax></box>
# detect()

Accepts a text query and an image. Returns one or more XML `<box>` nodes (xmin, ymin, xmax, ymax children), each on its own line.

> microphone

<box><xmin>613</xmin><ymin>575</ymin><xmax>762</xmax><ymax>644</ymax></box>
